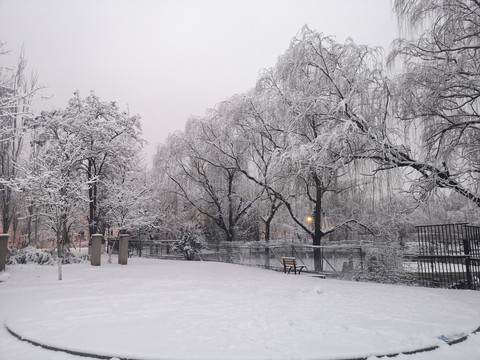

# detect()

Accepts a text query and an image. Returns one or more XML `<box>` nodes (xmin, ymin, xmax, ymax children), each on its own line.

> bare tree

<box><xmin>163</xmin><ymin>113</ymin><xmax>263</xmax><ymax>243</ymax></box>
<box><xmin>0</xmin><ymin>45</ymin><xmax>38</xmax><ymax>236</ymax></box>
<box><xmin>101</xmin><ymin>154</ymin><xmax>152</xmax><ymax>233</ymax></box>
<box><xmin>20</xmin><ymin>110</ymin><xmax>88</xmax><ymax>280</ymax></box>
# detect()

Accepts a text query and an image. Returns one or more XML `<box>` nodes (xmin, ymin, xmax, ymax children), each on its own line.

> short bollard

<box><xmin>0</xmin><ymin>234</ymin><xmax>9</xmax><ymax>271</ymax></box>
<box><xmin>90</xmin><ymin>234</ymin><xmax>103</xmax><ymax>266</ymax></box>
<box><xmin>118</xmin><ymin>234</ymin><xmax>129</xmax><ymax>265</ymax></box>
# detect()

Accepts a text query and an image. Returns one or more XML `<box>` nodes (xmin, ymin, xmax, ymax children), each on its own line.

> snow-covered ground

<box><xmin>0</xmin><ymin>255</ymin><xmax>479</xmax><ymax>360</ymax></box>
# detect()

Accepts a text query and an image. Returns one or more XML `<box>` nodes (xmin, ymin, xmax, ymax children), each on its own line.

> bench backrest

<box><xmin>282</xmin><ymin>257</ymin><xmax>297</xmax><ymax>266</ymax></box>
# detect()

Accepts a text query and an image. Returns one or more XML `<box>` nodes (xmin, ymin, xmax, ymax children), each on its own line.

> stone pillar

<box><xmin>90</xmin><ymin>234</ymin><xmax>103</xmax><ymax>266</ymax></box>
<box><xmin>118</xmin><ymin>234</ymin><xmax>129</xmax><ymax>265</ymax></box>
<box><xmin>0</xmin><ymin>234</ymin><xmax>9</xmax><ymax>271</ymax></box>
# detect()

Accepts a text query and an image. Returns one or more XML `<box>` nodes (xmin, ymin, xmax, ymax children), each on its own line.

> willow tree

<box><xmin>388</xmin><ymin>0</ymin><xmax>480</xmax><ymax>206</ymax></box>
<box><xmin>236</xmin><ymin>27</ymin><xmax>384</xmax><ymax>270</ymax></box>
<box><xmin>231</xmin><ymin>93</ymin><xmax>285</xmax><ymax>242</ymax></box>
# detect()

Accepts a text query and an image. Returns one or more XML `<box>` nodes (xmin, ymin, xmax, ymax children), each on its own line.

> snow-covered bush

<box><xmin>7</xmin><ymin>247</ymin><xmax>54</xmax><ymax>265</ymax></box>
<box><xmin>62</xmin><ymin>251</ymin><xmax>85</xmax><ymax>264</ymax></box>
<box><xmin>172</xmin><ymin>225</ymin><xmax>206</xmax><ymax>261</ymax></box>
<box><xmin>343</xmin><ymin>245</ymin><xmax>416</xmax><ymax>285</ymax></box>
<box><xmin>6</xmin><ymin>247</ymin><xmax>84</xmax><ymax>265</ymax></box>
<box><xmin>336</xmin><ymin>244</ymin><xmax>418</xmax><ymax>285</ymax></box>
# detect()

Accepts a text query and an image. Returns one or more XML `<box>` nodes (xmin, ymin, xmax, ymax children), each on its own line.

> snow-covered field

<box><xmin>0</xmin><ymin>255</ymin><xmax>480</xmax><ymax>360</ymax></box>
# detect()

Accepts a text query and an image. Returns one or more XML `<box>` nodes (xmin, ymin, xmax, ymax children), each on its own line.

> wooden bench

<box><xmin>282</xmin><ymin>257</ymin><xmax>307</xmax><ymax>274</ymax></box>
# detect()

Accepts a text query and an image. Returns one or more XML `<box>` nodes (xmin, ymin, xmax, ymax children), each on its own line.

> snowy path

<box><xmin>0</xmin><ymin>256</ymin><xmax>480</xmax><ymax>359</ymax></box>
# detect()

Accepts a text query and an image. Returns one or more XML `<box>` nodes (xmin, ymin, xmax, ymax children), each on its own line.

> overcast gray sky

<box><xmin>0</xmin><ymin>0</ymin><xmax>398</xmax><ymax>164</ymax></box>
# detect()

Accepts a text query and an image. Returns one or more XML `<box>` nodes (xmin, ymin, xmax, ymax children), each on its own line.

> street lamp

<box><xmin>307</xmin><ymin>216</ymin><xmax>313</xmax><ymax>229</ymax></box>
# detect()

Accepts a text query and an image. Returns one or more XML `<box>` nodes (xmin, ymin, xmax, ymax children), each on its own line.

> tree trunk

<box><xmin>34</xmin><ymin>213</ymin><xmax>39</xmax><ymax>247</ymax></box>
<box><xmin>313</xmin><ymin>175</ymin><xmax>324</xmax><ymax>272</ymax></box>
<box><xmin>61</xmin><ymin>212</ymin><xmax>69</xmax><ymax>253</ymax></box>
<box><xmin>57</xmin><ymin>231</ymin><xmax>63</xmax><ymax>281</ymax></box>
<box><xmin>12</xmin><ymin>214</ymin><xmax>18</xmax><ymax>247</ymax></box>
<box><xmin>227</xmin><ymin>171</ymin><xmax>235</xmax><ymax>242</ymax></box>
<box><xmin>26</xmin><ymin>207</ymin><xmax>33</xmax><ymax>246</ymax></box>
<box><xmin>264</xmin><ymin>218</ymin><xmax>271</xmax><ymax>242</ymax></box>
<box><xmin>88</xmin><ymin>159</ymin><xmax>98</xmax><ymax>237</ymax></box>
<box><xmin>226</xmin><ymin>228</ymin><xmax>234</xmax><ymax>242</ymax></box>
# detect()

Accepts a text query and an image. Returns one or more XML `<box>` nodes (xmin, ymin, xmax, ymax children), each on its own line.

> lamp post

<box><xmin>307</xmin><ymin>216</ymin><xmax>313</xmax><ymax>229</ymax></box>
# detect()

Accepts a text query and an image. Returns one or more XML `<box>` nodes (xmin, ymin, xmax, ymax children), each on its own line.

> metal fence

<box><xmin>137</xmin><ymin>240</ymin><xmax>374</xmax><ymax>275</ymax></box>
<box><xmin>416</xmin><ymin>223</ymin><xmax>480</xmax><ymax>290</ymax></box>
<box><xmin>108</xmin><ymin>237</ymin><xmax>146</xmax><ymax>258</ymax></box>
<box><xmin>128</xmin><ymin>239</ymin><xmax>416</xmax><ymax>282</ymax></box>
<box><xmin>141</xmin><ymin>240</ymin><xmax>183</xmax><ymax>259</ymax></box>
<box><xmin>196</xmin><ymin>242</ymin><xmax>366</xmax><ymax>275</ymax></box>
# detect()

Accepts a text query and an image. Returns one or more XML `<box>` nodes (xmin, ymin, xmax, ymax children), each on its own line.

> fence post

<box><xmin>118</xmin><ymin>234</ymin><xmax>129</xmax><ymax>265</ymax></box>
<box><xmin>265</xmin><ymin>245</ymin><xmax>270</xmax><ymax>269</ymax></box>
<box><xmin>0</xmin><ymin>234</ymin><xmax>9</xmax><ymax>271</ymax></box>
<box><xmin>463</xmin><ymin>237</ymin><xmax>473</xmax><ymax>289</ymax></box>
<box><xmin>90</xmin><ymin>234</ymin><xmax>103</xmax><ymax>266</ymax></box>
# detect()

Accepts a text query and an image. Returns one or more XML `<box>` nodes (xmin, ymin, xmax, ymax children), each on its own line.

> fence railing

<box><xmin>416</xmin><ymin>223</ymin><xmax>480</xmax><ymax>290</ymax></box>
<box><xmin>136</xmin><ymin>240</ymin><xmax>414</xmax><ymax>283</ymax></box>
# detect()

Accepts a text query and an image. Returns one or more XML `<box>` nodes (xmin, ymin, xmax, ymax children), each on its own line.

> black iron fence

<box><xmin>141</xmin><ymin>239</ymin><xmax>183</xmax><ymax>259</ymax></box>
<box><xmin>416</xmin><ymin>223</ymin><xmax>480</xmax><ymax>290</ymax></box>
<box><xmin>107</xmin><ymin>237</ymin><xmax>145</xmax><ymax>258</ymax></box>
<box><xmin>137</xmin><ymin>240</ymin><xmax>412</xmax><ymax>283</ymax></box>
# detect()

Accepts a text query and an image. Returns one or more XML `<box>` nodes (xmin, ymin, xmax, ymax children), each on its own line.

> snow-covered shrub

<box><xmin>7</xmin><ymin>247</ymin><xmax>55</xmax><ymax>265</ymax></box>
<box><xmin>6</xmin><ymin>247</ymin><xmax>84</xmax><ymax>265</ymax></box>
<box><xmin>172</xmin><ymin>225</ymin><xmax>206</xmax><ymax>261</ymax></box>
<box><xmin>62</xmin><ymin>251</ymin><xmax>84</xmax><ymax>264</ymax></box>
<box><xmin>347</xmin><ymin>245</ymin><xmax>417</xmax><ymax>285</ymax></box>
